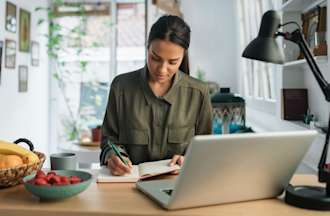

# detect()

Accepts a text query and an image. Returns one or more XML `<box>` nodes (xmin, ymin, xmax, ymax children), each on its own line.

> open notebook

<box><xmin>97</xmin><ymin>159</ymin><xmax>180</xmax><ymax>183</ymax></box>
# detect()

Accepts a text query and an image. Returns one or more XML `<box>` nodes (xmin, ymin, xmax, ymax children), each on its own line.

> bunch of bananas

<box><xmin>0</xmin><ymin>140</ymin><xmax>39</xmax><ymax>169</ymax></box>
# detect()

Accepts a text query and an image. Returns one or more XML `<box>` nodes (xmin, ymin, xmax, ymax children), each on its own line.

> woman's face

<box><xmin>147</xmin><ymin>39</ymin><xmax>185</xmax><ymax>84</ymax></box>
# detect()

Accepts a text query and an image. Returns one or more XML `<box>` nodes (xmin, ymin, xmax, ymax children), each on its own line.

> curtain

<box><xmin>238</xmin><ymin>0</ymin><xmax>280</xmax><ymax>100</ymax></box>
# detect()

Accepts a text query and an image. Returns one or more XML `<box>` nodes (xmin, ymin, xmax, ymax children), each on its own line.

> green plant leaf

<box><xmin>35</xmin><ymin>7</ymin><xmax>44</xmax><ymax>11</ymax></box>
<box><xmin>37</xmin><ymin>19</ymin><xmax>45</xmax><ymax>26</ymax></box>
<box><xmin>54</xmin><ymin>0</ymin><xmax>65</xmax><ymax>6</ymax></box>
<box><xmin>53</xmin><ymin>73</ymin><xmax>60</xmax><ymax>80</ymax></box>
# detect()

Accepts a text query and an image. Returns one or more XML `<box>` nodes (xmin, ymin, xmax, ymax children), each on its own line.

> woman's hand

<box><xmin>107</xmin><ymin>154</ymin><xmax>133</xmax><ymax>176</ymax></box>
<box><xmin>169</xmin><ymin>154</ymin><xmax>185</xmax><ymax>175</ymax></box>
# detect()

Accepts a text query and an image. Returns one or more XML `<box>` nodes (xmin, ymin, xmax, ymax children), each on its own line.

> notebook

<box><xmin>97</xmin><ymin>159</ymin><xmax>180</xmax><ymax>183</ymax></box>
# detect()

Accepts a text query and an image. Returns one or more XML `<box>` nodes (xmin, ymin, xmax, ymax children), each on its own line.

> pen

<box><xmin>109</xmin><ymin>141</ymin><xmax>128</xmax><ymax>166</ymax></box>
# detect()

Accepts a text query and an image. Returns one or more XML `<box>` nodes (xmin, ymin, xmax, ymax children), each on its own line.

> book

<box><xmin>281</xmin><ymin>88</ymin><xmax>308</xmax><ymax>120</ymax></box>
<box><xmin>96</xmin><ymin>159</ymin><xmax>180</xmax><ymax>183</ymax></box>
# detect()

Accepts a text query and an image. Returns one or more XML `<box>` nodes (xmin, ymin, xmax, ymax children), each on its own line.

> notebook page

<box><xmin>138</xmin><ymin>159</ymin><xmax>180</xmax><ymax>178</ymax></box>
<box><xmin>97</xmin><ymin>166</ymin><xmax>140</xmax><ymax>183</ymax></box>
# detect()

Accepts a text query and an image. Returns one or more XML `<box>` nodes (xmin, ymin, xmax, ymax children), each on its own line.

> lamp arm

<box><xmin>278</xmin><ymin>29</ymin><xmax>330</xmax><ymax>102</ymax></box>
<box><xmin>278</xmin><ymin>29</ymin><xmax>330</xmax><ymax>182</ymax></box>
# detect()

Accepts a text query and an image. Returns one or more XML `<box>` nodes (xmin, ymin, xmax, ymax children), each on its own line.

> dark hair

<box><xmin>147</xmin><ymin>15</ymin><xmax>191</xmax><ymax>75</ymax></box>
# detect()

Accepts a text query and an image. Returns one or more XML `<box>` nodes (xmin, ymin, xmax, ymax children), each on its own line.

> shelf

<box><xmin>281</xmin><ymin>0</ymin><xmax>327</xmax><ymax>12</ymax></box>
<box><xmin>283</xmin><ymin>56</ymin><xmax>328</xmax><ymax>69</ymax></box>
<box><xmin>286</xmin><ymin>120</ymin><xmax>326</xmax><ymax>135</ymax></box>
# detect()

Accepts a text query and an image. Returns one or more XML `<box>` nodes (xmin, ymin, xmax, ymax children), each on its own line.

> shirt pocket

<box><xmin>168</xmin><ymin>126</ymin><xmax>195</xmax><ymax>145</ymax></box>
<box><xmin>167</xmin><ymin>126</ymin><xmax>195</xmax><ymax>156</ymax></box>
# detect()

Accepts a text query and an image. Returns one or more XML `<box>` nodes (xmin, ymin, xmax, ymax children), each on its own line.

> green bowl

<box><xmin>23</xmin><ymin>170</ymin><xmax>92</xmax><ymax>200</ymax></box>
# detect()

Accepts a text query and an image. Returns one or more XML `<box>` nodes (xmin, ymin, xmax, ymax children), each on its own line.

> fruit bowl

<box><xmin>23</xmin><ymin>170</ymin><xmax>92</xmax><ymax>200</ymax></box>
<box><xmin>0</xmin><ymin>138</ymin><xmax>46</xmax><ymax>188</ymax></box>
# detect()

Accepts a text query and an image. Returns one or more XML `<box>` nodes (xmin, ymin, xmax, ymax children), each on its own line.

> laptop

<box><xmin>136</xmin><ymin>130</ymin><xmax>317</xmax><ymax>210</ymax></box>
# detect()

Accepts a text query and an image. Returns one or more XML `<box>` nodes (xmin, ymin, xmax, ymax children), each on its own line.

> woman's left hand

<box><xmin>169</xmin><ymin>154</ymin><xmax>185</xmax><ymax>175</ymax></box>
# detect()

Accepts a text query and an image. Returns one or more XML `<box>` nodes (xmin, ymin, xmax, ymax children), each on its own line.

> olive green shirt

<box><xmin>100</xmin><ymin>67</ymin><xmax>212</xmax><ymax>165</ymax></box>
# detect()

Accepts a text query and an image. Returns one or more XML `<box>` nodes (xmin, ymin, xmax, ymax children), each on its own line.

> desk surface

<box><xmin>0</xmin><ymin>174</ymin><xmax>328</xmax><ymax>216</ymax></box>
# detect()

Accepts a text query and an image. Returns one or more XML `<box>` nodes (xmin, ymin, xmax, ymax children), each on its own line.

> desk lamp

<box><xmin>242</xmin><ymin>10</ymin><xmax>330</xmax><ymax>210</ymax></box>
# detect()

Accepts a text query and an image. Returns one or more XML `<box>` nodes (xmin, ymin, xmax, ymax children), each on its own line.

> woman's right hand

<box><xmin>107</xmin><ymin>154</ymin><xmax>133</xmax><ymax>176</ymax></box>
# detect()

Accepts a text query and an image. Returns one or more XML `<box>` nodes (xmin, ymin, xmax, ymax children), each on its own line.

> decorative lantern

<box><xmin>211</xmin><ymin>88</ymin><xmax>246</xmax><ymax>134</ymax></box>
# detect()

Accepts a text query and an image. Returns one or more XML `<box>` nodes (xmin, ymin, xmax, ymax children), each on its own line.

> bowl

<box><xmin>23</xmin><ymin>170</ymin><xmax>93</xmax><ymax>200</ymax></box>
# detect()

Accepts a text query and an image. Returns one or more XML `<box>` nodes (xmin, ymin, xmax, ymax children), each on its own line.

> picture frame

<box><xmin>0</xmin><ymin>41</ymin><xmax>3</xmax><ymax>85</ymax></box>
<box><xmin>5</xmin><ymin>39</ymin><xmax>16</xmax><ymax>69</ymax></box>
<box><xmin>314</xmin><ymin>7</ymin><xmax>327</xmax><ymax>56</ymax></box>
<box><xmin>300</xmin><ymin>6</ymin><xmax>327</xmax><ymax>57</ymax></box>
<box><xmin>31</xmin><ymin>41</ymin><xmax>40</xmax><ymax>66</ymax></box>
<box><xmin>18</xmin><ymin>65</ymin><xmax>28</xmax><ymax>92</ymax></box>
<box><xmin>19</xmin><ymin>8</ymin><xmax>31</xmax><ymax>52</ymax></box>
<box><xmin>5</xmin><ymin>1</ymin><xmax>17</xmax><ymax>33</ymax></box>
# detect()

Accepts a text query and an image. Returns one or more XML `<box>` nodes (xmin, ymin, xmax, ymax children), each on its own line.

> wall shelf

<box><xmin>283</xmin><ymin>56</ymin><xmax>328</xmax><ymax>69</ymax></box>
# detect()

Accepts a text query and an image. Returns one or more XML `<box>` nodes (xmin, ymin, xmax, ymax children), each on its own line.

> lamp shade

<box><xmin>242</xmin><ymin>10</ymin><xmax>285</xmax><ymax>64</ymax></box>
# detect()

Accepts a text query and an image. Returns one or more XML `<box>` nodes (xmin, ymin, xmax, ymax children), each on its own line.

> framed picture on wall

<box><xmin>300</xmin><ymin>6</ymin><xmax>327</xmax><ymax>57</ymax></box>
<box><xmin>5</xmin><ymin>39</ymin><xmax>16</xmax><ymax>69</ymax></box>
<box><xmin>5</xmin><ymin>1</ymin><xmax>17</xmax><ymax>33</ymax></box>
<box><xmin>18</xmin><ymin>65</ymin><xmax>28</xmax><ymax>92</ymax></box>
<box><xmin>0</xmin><ymin>41</ymin><xmax>3</xmax><ymax>85</ymax></box>
<box><xmin>19</xmin><ymin>8</ymin><xmax>31</xmax><ymax>52</ymax></box>
<box><xmin>31</xmin><ymin>41</ymin><xmax>40</xmax><ymax>66</ymax></box>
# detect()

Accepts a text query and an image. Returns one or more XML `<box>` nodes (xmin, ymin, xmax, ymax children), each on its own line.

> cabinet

<box><xmin>278</xmin><ymin>0</ymin><xmax>329</xmax><ymax>125</ymax></box>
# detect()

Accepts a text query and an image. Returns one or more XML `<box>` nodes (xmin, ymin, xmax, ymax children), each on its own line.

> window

<box><xmin>50</xmin><ymin>1</ymin><xmax>146</xmax><ymax>143</ymax></box>
<box><xmin>237</xmin><ymin>0</ymin><xmax>279</xmax><ymax>109</ymax></box>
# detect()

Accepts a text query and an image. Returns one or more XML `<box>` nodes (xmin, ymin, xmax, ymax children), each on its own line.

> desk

<box><xmin>0</xmin><ymin>174</ymin><xmax>328</xmax><ymax>216</ymax></box>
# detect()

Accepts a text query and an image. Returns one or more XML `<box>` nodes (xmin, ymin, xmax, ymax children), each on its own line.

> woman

<box><xmin>100</xmin><ymin>15</ymin><xmax>212</xmax><ymax>176</ymax></box>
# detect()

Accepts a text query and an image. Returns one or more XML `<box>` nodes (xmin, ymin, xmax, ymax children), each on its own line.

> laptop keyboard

<box><xmin>162</xmin><ymin>189</ymin><xmax>173</xmax><ymax>196</ymax></box>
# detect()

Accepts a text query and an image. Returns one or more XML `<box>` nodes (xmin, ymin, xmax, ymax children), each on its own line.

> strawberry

<box><xmin>60</xmin><ymin>176</ymin><xmax>70</xmax><ymax>185</ymax></box>
<box><xmin>35</xmin><ymin>170</ymin><xmax>46</xmax><ymax>179</ymax></box>
<box><xmin>70</xmin><ymin>176</ymin><xmax>82</xmax><ymax>184</ymax></box>
<box><xmin>35</xmin><ymin>178</ymin><xmax>49</xmax><ymax>186</ymax></box>
<box><xmin>49</xmin><ymin>175</ymin><xmax>61</xmax><ymax>184</ymax></box>
<box><xmin>47</xmin><ymin>171</ymin><xmax>57</xmax><ymax>177</ymax></box>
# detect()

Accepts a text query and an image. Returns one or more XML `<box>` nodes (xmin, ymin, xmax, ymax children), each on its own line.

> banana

<box><xmin>0</xmin><ymin>140</ymin><xmax>39</xmax><ymax>164</ymax></box>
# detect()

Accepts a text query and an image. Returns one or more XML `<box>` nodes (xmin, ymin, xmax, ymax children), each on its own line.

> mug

<box><xmin>50</xmin><ymin>153</ymin><xmax>77</xmax><ymax>170</ymax></box>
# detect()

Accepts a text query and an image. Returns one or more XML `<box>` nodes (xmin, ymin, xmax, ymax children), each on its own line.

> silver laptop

<box><xmin>136</xmin><ymin>130</ymin><xmax>317</xmax><ymax>210</ymax></box>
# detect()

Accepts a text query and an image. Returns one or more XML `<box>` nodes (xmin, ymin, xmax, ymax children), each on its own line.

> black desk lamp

<box><xmin>242</xmin><ymin>10</ymin><xmax>330</xmax><ymax>210</ymax></box>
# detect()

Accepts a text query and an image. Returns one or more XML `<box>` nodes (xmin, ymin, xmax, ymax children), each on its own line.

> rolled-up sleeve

<box><xmin>100</xmin><ymin>78</ymin><xmax>128</xmax><ymax>165</ymax></box>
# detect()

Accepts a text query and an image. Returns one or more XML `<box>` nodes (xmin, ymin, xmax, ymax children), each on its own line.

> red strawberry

<box><xmin>49</xmin><ymin>175</ymin><xmax>61</xmax><ymax>184</ymax></box>
<box><xmin>47</xmin><ymin>171</ymin><xmax>57</xmax><ymax>177</ymax></box>
<box><xmin>70</xmin><ymin>176</ymin><xmax>82</xmax><ymax>184</ymax></box>
<box><xmin>35</xmin><ymin>178</ymin><xmax>49</xmax><ymax>186</ymax></box>
<box><xmin>36</xmin><ymin>170</ymin><xmax>46</xmax><ymax>179</ymax></box>
<box><xmin>60</xmin><ymin>176</ymin><xmax>70</xmax><ymax>185</ymax></box>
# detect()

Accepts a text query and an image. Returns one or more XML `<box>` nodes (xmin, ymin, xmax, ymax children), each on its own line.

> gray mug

<box><xmin>50</xmin><ymin>153</ymin><xmax>77</xmax><ymax>170</ymax></box>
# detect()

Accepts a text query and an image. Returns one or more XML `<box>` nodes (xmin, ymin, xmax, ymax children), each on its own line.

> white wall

<box><xmin>180</xmin><ymin>0</ymin><xmax>239</xmax><ymax>93</ymax></box>
<box><xmin>0</xmin><ymin>0</ymin><xmax>49</xmax><ymax>156</ymax></box>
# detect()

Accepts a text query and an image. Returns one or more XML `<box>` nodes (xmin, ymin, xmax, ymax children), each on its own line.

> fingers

<box><xmin>169</xmin><ymin>155</ymin><xmax>180</xmax><ymax>166</ymax></box>
<box><xmin>169</xmin><ymin>155</ymin><xmax>185</xmax><ymax>166</ymax></box>
<box><xmin>169</xmin><ymin>155</ymin><xmax>184</xmax><ymax>175</ymax></box>
<box><xmin>107</xmin><ymin>155</ymin><xmax>132</xmax><ymax>176</ymax></box>
<box><xmin>177</xmin><ymin>156</ymin><xmax>184</xmax><ymax>166</ymax></box>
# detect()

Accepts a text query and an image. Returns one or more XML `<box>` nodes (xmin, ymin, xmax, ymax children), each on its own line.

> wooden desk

<box><xmin>0</xmin><ymin>174</ymin><xmax>328</xmax><ymax>216</ymax></box>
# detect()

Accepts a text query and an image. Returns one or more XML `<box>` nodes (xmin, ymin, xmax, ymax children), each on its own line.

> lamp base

<box><xmin>285</xmin><ymin>184</ymin><xmax>330</xmax><ymax>210</ymax></box>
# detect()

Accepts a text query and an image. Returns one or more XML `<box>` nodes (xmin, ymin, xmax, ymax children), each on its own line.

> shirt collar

<box><xmin>140</xmin><ymin>66</ymin><xmax>182</xmax><ymax>105</ymax></box>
